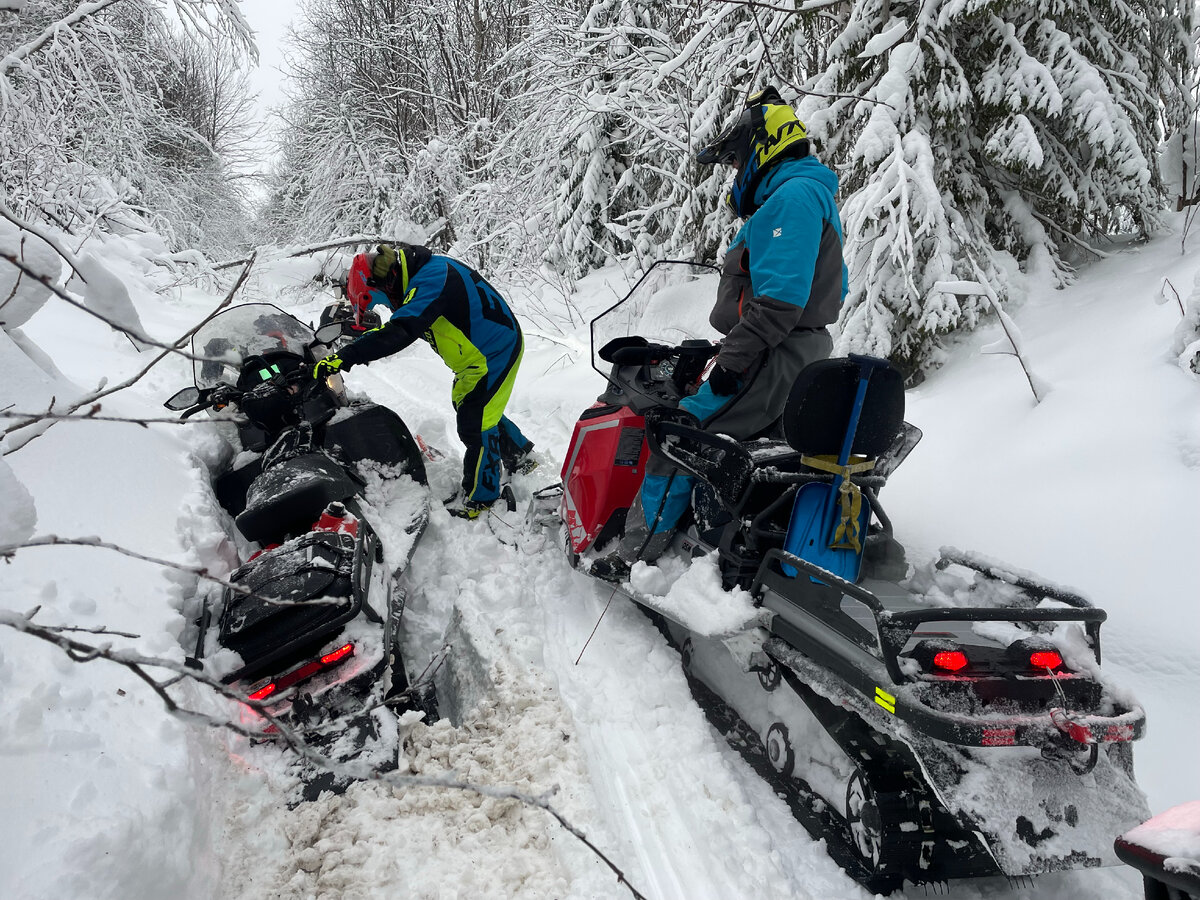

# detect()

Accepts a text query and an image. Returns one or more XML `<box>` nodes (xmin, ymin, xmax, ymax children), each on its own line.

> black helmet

<box><xmin>697</xmin><ymin>87</ymin><xmax>810</xmax><ymax>217</ymax></box>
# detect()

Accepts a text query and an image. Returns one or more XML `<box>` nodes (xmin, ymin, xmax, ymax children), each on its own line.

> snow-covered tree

<box><xmin>800</xmin><ymin>0</ymin><xmax>1198</xmax><ymax>374</ymax></box>
<box><xmin>261</xmin><ymin>0</ymin><xmax>549</xmax><ymax>258</ymax></box>
<box><xmin>536</xmin><ymin>0</ymin><xmax>829</xmax><ymax>282</ymax></box>
<box><xmin>0</xmin><ymin>1</ymin><xmax>255</xmax><ymax>251</ymax></box>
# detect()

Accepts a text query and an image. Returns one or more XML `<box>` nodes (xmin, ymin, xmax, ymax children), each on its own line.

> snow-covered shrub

<box><xmin>1173</xmin><ymin>270</ymin><xmax>1200</xmax><ymax>379</ymax></box>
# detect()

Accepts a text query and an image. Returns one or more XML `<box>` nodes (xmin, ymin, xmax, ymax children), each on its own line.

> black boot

<box><xmin>589</xmin><ymin>552</ymin><xmax>631</xmax><ymax>584</ymax></box>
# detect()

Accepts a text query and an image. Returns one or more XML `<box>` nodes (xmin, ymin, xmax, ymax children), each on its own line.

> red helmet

<box><xmin>346</xmin><ymin>252</ymin><xmax>375</xmax><ymax>326</ymax></box>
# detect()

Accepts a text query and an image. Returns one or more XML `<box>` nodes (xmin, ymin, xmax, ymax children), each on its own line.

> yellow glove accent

<box><xmin>372</xmin><ymin>245</ymin><xmax>398</xmax><ymax>280</ymax></box>
<box><xmin>313</xmin><ymin>356</ymin><xmax>344</xmax><ymax>380</ymax></box>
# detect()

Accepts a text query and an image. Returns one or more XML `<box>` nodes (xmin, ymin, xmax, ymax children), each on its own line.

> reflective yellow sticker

<box><xmin>874</xmin><ymin>686</ymin><xmax>896</xmax><ymax>715</ymax></box>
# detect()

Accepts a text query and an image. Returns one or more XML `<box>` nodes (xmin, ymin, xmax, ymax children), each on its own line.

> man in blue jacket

<box><xmin>593</xmin><ymin>87</ymin><xmax>848</xmax><ymax>581</ymax></box>
<box><xmin>314</xmin><ymin>244</ymin><xmax>535</xmax><ymax>519</ymax></box>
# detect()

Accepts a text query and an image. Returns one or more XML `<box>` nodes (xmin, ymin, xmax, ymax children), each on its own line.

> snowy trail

<box><xmin>348</xmin><ymin>345</ymin><xmax>861</xmax><ymax>899</ymax></box>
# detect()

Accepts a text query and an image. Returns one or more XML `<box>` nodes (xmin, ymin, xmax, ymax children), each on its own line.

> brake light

<box><xmin>321</xmin><ymin>643</ymin><xmax>354</xmax><ymax>665</ymax></box>
<box><xmin>248</xmin><ymin>683</ymin><xmax>276</xmax><ymax>701</ymax></box>
<box><xmin>933</xmin><ymin>650</ymin><xmax>969</xmax><ymax>672</ymax></box>
<box><xmin>243</xmin><ymin>643</ymin><xmax>355</xmax><ymax>708</ymax></box>
<box><xmin>1030</xmin><ymin>650</ymin><xmax>1063</xmax><ymax>670</ymax></box>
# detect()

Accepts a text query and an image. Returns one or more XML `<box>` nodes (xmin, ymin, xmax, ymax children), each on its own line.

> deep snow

<box><xmin>1</xmin><ymin>221</ymin><xmax>1198</xmax><ymax>900</ymax></box>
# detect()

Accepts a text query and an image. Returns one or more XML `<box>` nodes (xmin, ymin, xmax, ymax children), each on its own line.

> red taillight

<box><xmin>1030</xmin><ymin>650</ymin><xmax>1063</xmax><ymax>670</ymax></box>
<box><xmin>321</xmin><ymin>643</ymin><xmax>354</xmax><ymax>665</ymax></box>
<box><xmin>933</xmin><ymin>650</ymin><xmax>969</xmax><ymax>672</ymax></box>
<box><xmin>248</xmin><ymin>683</ymin><xmax>276</xmax><ymax>701</ymax></box>
<box><xmin>243</xmin><ymin>643</ymin><xmax>355</xmax><ymax>708</ymax></box>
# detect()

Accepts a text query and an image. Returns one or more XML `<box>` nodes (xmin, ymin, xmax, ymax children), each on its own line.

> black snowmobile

<box><xmin>164</xmin><ymin>303</ymin><xmax>437</xmax><ymax>786</ymax></box>
<box><xmin>539</xmin><ymin>262</ymin><xmax>1150</xmax><ymax>894</ymax></box>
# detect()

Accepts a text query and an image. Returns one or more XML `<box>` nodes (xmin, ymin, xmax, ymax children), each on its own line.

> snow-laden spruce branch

<box><xmin>0</xmin><ymin>607</ymin><xmax>651</xmax><ymax>900</ymax></box>
<box><xmin>1</xmin><ymin>252</ymin><xmax>256</xmax><ymax>454</ymax></box>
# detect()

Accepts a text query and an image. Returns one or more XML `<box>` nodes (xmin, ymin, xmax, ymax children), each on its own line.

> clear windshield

<box><xmin>590</xmin><ymin>261</ymin><xmax>721</xmax><ymax>377</ymax></box>
<box><xmin>192</xmin><ymin>304</ymin><xmax>314</xmax><ymax>388</ymax></box>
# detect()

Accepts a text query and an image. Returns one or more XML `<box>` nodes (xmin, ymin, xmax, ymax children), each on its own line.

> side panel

<box><xmin>560</xmin><ymin>404</ymin><xmax>650</xmax><ymax>553</ymax></box>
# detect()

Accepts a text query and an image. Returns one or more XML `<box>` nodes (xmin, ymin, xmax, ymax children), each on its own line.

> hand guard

<box><xmin>313</xmin><ymin>355</ymin><xmax>347</xmax><ymax>380</ymax></box>
<box><xmin>707</xmin><ymin>363</ymin><xmax>742</xmax><ymax>396</ymax></box>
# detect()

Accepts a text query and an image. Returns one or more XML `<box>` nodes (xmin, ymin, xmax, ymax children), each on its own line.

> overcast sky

<box><xmin>241</xmin><ymin>3</ymin><xmax>298</xmax><ymax>125</ymax></box>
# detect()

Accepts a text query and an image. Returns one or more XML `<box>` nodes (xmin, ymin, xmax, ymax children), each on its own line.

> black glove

<box><xmin>707</xmin><ymin>364</ymin><xmax>742</xmax><ymax>396</ymax></box>
<box><xmin>313</xmin><ymin>355</ymin><xmax>350</xmax><ymax>380</ymax></box>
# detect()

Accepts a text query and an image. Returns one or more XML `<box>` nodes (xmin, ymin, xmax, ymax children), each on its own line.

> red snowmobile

<box><xmin>537</xmin><ymin>262</ymin><xmax>1150</xmax><ymax>894</ymax></box>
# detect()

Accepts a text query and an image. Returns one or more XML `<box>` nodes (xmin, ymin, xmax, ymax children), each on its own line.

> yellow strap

<box><xmin>800</xmin><ymin>455</ymin><xmax>875</xmax><ymax>553</ymax></box>
<box><xmin>800</xmin><ymin>454</ymin><xmax>876</xmax><ymax>477</ymax></box>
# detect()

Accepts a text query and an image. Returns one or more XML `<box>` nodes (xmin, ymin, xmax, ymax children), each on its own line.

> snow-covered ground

<box><xmin>1</xmin><ymin>222</ymin><xmax>1198</xmax><ymax>900</ymax></box>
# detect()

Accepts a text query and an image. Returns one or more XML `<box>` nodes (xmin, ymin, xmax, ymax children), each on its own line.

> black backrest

<box><xmin>782</xmin><ymin>355</ymin><xmax>904</xmax><ymax>457</ymax></box>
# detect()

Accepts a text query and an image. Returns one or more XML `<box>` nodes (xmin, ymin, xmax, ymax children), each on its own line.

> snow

<box><xmin>0</xmin><ymin>217</ymin><xmax>60</xmax><ymax>329</ymax></box>
<box><xmin>1122</xmin><ymin>801</ymin><xmax>1200</xmax><ymax>864</ymax></box>
<box><xmin>1</xmin><ymin>217</ymin><xmax>1198</xmax><ymax>900</ymax></box>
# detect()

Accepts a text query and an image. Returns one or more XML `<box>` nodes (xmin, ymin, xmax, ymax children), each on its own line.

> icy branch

<box><xmin>0</xmin><ymin>534</ymin><xmax>344</xmax><ymax>608</ymax></box>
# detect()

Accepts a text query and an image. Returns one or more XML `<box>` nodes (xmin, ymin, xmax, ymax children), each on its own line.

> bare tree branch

<box><xmin>0</xmin><ymin>409</ymin><xmax>242</xmax><ymax>427</ymax></box>
<box><xmin>211</xmin><ymin>236</ymin><xmax>428</xmax><ymax>272</ymax></box>
<box><xmin>0</xmin><ymin>607</ymin><xmax>650</xmax><ymax>899</ymax></box>
<box><xmin>0</xmin><ymin>534</ymin><xmax>346</xmax><ymax>608</ymax></box>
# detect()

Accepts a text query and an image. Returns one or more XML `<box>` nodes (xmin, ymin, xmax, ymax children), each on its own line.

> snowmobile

<box><xmin>164</xmin><ymin>303</ymin><xmax>437</xmax><ymax>786</ymax></box>
<box><xmin>539</xmin><ymin>262</ymin><xmax>1150</xmax><ymax>894</ymax></box>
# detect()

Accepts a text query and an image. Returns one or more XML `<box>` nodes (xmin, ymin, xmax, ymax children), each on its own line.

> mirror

<box><xmin>313</xmin><ymin>322</ymin><xmax>345</xmax><ymax>345</ymax></box>
<box><xmin>164</xmin><ymin>386</ymin><xmax>201</xmax><ymax>410</ymax></box>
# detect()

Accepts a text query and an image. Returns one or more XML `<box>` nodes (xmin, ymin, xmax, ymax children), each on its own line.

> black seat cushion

<box><xmin>782</xmin><ymin>355</ymin><xmax>904</xmax><ymax>457</ymax></box>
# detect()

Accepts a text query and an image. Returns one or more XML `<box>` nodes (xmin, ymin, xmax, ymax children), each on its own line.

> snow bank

<box><xmin>0</xmin><ymin>219</ymin><xmax>61</xmax><ymax>330</ymax></box>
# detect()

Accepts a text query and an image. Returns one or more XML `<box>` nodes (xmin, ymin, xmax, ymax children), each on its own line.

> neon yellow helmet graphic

<box><xmin>697</xmin><ymin>86</ymin><xmax>810</xmax><ymax>217</ymax></box>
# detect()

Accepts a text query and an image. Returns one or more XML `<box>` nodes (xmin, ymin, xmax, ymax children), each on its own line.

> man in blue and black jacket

<box><xmin>593</xmin><ymin>87</ymin><xmax>849</xmax><ymax>581</ymax></box>
<box><xmin>314</xmin><ymin>244</ymin><xmax>535</xmax><ymax>519</ymax></box>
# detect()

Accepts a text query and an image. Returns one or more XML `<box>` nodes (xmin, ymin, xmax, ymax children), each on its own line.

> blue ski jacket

<box><xmin>338</xmin><ymin>250</ymin><xmax>523</xmax><ymax>386</ymax></box>
<box><xmin>711</xmin><ymin>156</ymin><xmax>849</xmax><ymax>372</ymax></box>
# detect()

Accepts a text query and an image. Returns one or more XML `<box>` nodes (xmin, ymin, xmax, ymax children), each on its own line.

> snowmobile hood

<box><xmin>753</xmin><ymin>156</ymin><xmax>839</xmax><ymax>210</ymax></box>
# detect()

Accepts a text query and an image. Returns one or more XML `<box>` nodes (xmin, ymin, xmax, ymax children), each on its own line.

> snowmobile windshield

<box><xmin>192</xmin><ymin>304</ymin><xmax>315</xmax><ymax>389</ymax></box>
<box><xmin>589</xmin><ymin>261</ymin><xmax>721</xmax><ymax>381</ymax></box>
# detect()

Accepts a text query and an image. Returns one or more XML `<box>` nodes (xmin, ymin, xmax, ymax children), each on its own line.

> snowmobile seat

<box><xmin>325</xmin><ymin>403</ymin><xmax>428</xmax><ymax>485</ymax></box>
<box><xmin>781</xmin><ymin>356</ymin><xmax>905</xmax><ymax>459</ymax></box>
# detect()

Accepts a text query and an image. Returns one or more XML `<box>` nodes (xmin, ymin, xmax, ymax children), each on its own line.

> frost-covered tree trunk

<box><xmin>800</xmin><ymin>0</ymin><xmax>1198</xmax><ymax>374</ymax></box>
